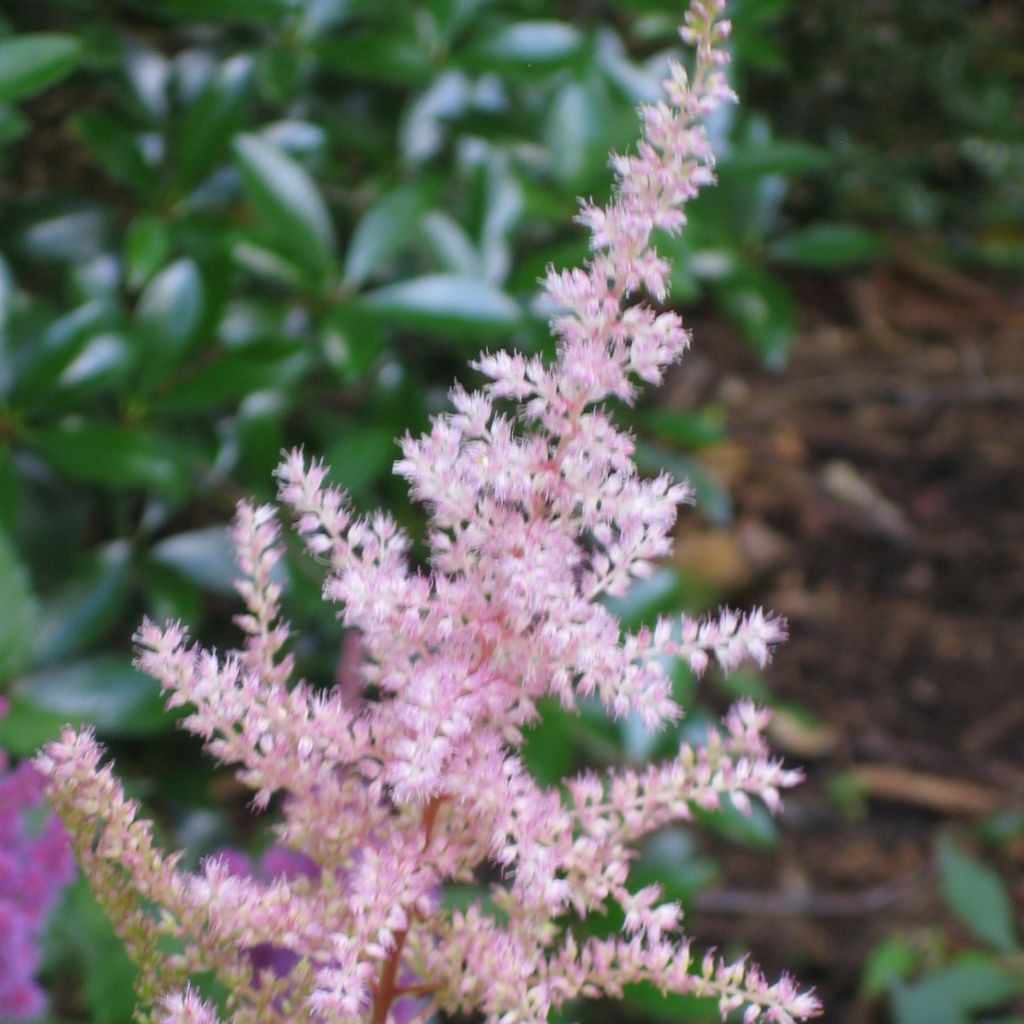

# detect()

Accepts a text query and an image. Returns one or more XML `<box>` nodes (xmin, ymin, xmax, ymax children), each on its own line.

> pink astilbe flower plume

<box><xmin>37</xmin><ymin>3</ymin><xmax>821</xmax><ymax>1022</ymax></box>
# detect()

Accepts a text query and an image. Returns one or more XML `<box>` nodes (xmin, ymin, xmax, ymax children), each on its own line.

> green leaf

<box><xmin>28</xmin><ymin>422</ymin><xmax>191</xmax><ymax>498</ymax></box>
<box><xmin>34</xmin><ymin>541</ymin><xmax>132</xmax><ymax>665</ymax></box>
<box><xmin>149</xmin><ymin>525</ymin><xmax>238</xmax><ymax>594</ymax></box>
<box><xmin>154</xmin><ymin>344</ymin><xmax>310</xmax><ymax>413</ymax></box>
<box><xmin>174</xmin><ymin>55</ymin><xmax>252</xmax><ymax>192</ymax></box>
<box><xmin>152</xmin><ymin>0</ymin><xmax>294</xmax><ymax>21</ymax></box>
<box><xmin>135</xmin><ymin>258</ymin><xmax>205</xmax><ymax>387</ymax></box>
<box><xmin>522</xmin><ymin>699</ymin><xmax>575</xmax><ymax>785</ymax></box>
<box><xmin>465</xmin><ymin>21</ymin><xmax>583</xmax><ymax>71</ymax></box>
<box><xmin>714</xmin><ymin>265</ymin><xmax>797</xmax><ymax>370</ymax></box>
<box><xmin>0</xmin><ymin>34</ymin><xmax>82</xmax><ymax>103</ymax></box>
<box><xmin>892</xmin><ymin>953</ymin><xmax>1020</xmax><ymax>1024</ymax></box>
<box><xmin>324</xmin><ymin>426</ymin><xmax>398</xmax><ymax>501</ymax></box>
<box><xmin>0</xmin><ymin>528</ymin><xmax>40</xmax><ymax>681</ymax></box>
<box><xmin>233</xmin><ymin>133</ymin><xmax>336</xmax><ymax>283</ymax></box>
<box><xmin>124</xmin><ymin>215</ymin><xmax>171</xmax><ymax>290</ymax></box>
<box><xmin>639</xmin><ymin>407</ymin><xmax>728</xmax><ymax>450</ymax></box>
<box><xmin>356</xmin><ymin>274</ymin><xmax>520</xmax><ymax>336</ymax></box>
<box><xmin>769</xmin><ymin>224</ymin><xmax>888</xmax><ymax>269</ymax></box>
<box><xmin>721</xmin><ymin>139</ymin><xmax>832</xmax><ymax>177</ymax></box>
<box><xmin>861</xmin><ymin>936</ymin><xmax>918</xmax><ymax>997</ymax></box>
<box><xmin>136</xmin><ymin>258</ymin><xmax>203</xmax><ymax>349</ymax></box>
<box><xmin>343</xmin><ymin>183</ymin><xmax>434</xmax><ymax>289</ymax></box>
<box><xmin>12</xmin><ymin>298</ymin><xmax>120</xmax><ymax>407</ymax></box>
<box><xmin>9</xmin><ymin>655</ymin><xmax>172</xmax><ymax>736</ymax></box>
<box><xmin>621</xmin><ymin>984</ymin><xmax>718</xmax><ymax>1022</ymax></box>
<box><xmin>938</xmin><ymin>836</ymin><xmax>1020</xmax><ymax>953</ymax></box>
<box><xmin>73</xmin><ymin>109</ymin><xmax>153</xmax><ymax>193</ymax></box>
<box><xmin>604</xmin><ymin>566</ymin><xmax>684</xmax><ymax>630</ymax></box>
<box><xmin>312</xmin><ymin>33</ymin><xmax>433</xmax><ymax>86</ymax></box>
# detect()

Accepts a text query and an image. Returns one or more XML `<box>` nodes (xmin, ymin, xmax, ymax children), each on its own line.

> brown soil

<box><xmin>669</xmin><ymin>256</ymin><xmax>1024</xmax><ymax>1020</ymax></box>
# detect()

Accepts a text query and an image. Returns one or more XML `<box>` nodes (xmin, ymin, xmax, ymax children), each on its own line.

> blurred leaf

<box><xmin>356</xmin><ymin>274</ymin><xmax>520</xmax><ymax>336</ymax></box>
<box><xmin>324</xmin><ymin>425</ymin><xmax>397</xmax><ymax>501</ymax></box>
<box><xmin>28</xmin><ymin>422</ymin><xmax>192</xmax><ymax>498</ymax></box>
<box><xmin>522</xmin><ymin>699</ymin><xmax>575</xmax><ymax>785</ymax></box>
<box><xmin>713</xmin><ymin>264</ymin><xmax>796</xmax><ymax>369</ymax></box>
<box><xmin>420</xmin><ymin>211</ymin><xmax>480</xmax><ymax>277</ymax></box>
<box><xmin>44</xmin><ymin>878</ymin><xmax>138</xmax><ymax>1024</ymax></box>
<box><xmin>697</xmin><ymin>797</ymin><xmax>780</xmax><ymax>849</ymax></box>
<box><xmin>153</xmin><ymin>0</ymin><xmax>293</xmax><ymax>21</ymax></box>
<box><xmin>135</xmin><ymin>258</ymin><xmax>205</xmax><ymax>387</ymax></box>
<box><xmin>73</xmin><ymin>109</ymin><xmax>153</xmax><ymax>193</ymax></box>
<box><xmin>0</xmin><ymin>528</ymin><xmax>40</xmax><ymax>681</ymax></box>
<box><xmin>124</xmin><ymin>215</ymin><xmax>171</xmax><ymax>290</ymax></box>
<box><xmin>604</xmin><ymin>566</ymin><xmax>684</xmax><ymax>630</ymax></box>
<box><xmin>35</xmin><ymin>541</ymin><xmax>132</xmax><ymax>665</ymax></box>
<box><xmin>621</xmin><ymin>984</ymin><xmax>719</xmax><ymax>1022</ymax></box>
<box><xmin>12</xmin><ymin>298</ymin><xmax>119</xmax><ymax>407</ymax></box>
<box><xmin>233</xmin><ymin>133</ymin><xmax>336</xmax><ymax>283</ymax></box>
<box><xmin>58</xmin><ymin>332</ymin><xmax>134</xmax><ymax>398</ymax></box>
<box><xmin>312</xmin><ymin>32</ymin><xmax>433</xmax><ymax>86</ymax></box>
<box><xmin>862</xmin><ymin>936</ymin><xmax>918</xmax><ymax>997</ymax></box>
<box><xmin>465</xmin><ymin>21</ymin><xmax>584</xmax><ymax>71</ymax></box>
<box><xmin>343</xmin><ymin>183</ymin><xmax>434</xmax><ymax>289</ymax></box>
<box><xmin>320</xmin><ymin>304</ymin><xmax>385</xmax><ymax>382</ymax></box>
<box><xmin>545</xmin><ymin>78</ymin><xmax>605</xmax><ymax>189</ymax></box>
<box><xmin>892</xmin><ymin>953</ymin><xmax>1020</xmax><ymax>1024</ymax></box>
<box><xmin>155</xmin><ymin>343</ymin><xmax>309</xmax><ymax>413</ymax></box>
<box><xmin>174</xmin><ymin>55</ymin><xmax>253</xmax><ymax>192</ymax></box>
<box><xmin>721</xmin><ymin>139</ymin><xmax>832</xmax><ymax>177</ymax></box>
<box><xmin>9</xmin><ymin>656</ymin><xmax>171</xmax><ymax>736</ymax></box>
<box><xmin>21</xmin><ymin>207</ymin><xmax>108</xmax><ymax>263</ymax></box>
<box><xmin>639</xmin><ymin>407</ymin><xmax>728</xmax><ymax>450</ymax></box>
<box><xmin>770</xmin><ymin>224</ymin><xmax>888</xmax><ymax>268</ymax></box>
<box><xmin>937</xmin><ymin>835</ymin><xmax>1020</xmax><ymax>953</ymax></box>
<box><xmin>149</xmin><ymin>524</ymin><xmax>237</xmax><ymax>594</ymax></box>
<box><xmin>0</xmin><ymin>34</ymin><xmax>82</xmax><ymax>103</ymax></box>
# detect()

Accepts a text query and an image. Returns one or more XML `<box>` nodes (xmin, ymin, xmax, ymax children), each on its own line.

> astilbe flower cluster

<box><xmin>36</xmin><ymin>4</ymin><xmax>822</xmax><ymax>1022</ymax></box>
<box><xmin>0</xmin><ymin>699</ymin><xmax>76</xmax><ymax>1020</ymax></box>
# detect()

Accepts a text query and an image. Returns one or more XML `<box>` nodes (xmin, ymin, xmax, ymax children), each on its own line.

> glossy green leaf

<box><xmin>233</xmin><ymin>133</ymin><xmax>336</xmax><ymax>282</ymax></box>
<box><xmin>35</xmin><ymin>541</ymin><xmax>132</xmax><ymax>665</ymax></box>
<box><xmin>356</xmin><ymin>274</ymin><xmax>520</xmax><ymax>336</ymax></box>
<box><xmin>465</xmin><ymin>21</ymin><xmax>583</xmax><ymax>70</ymax></box>
<box><xmin>57</xmin><ymin>333</ymin><xmax>133</xmax><ymax>398</ymax></box>
<box><xmin>28</xmin><ymin>422</ymin><xmax>191</xmax><ymax>498</ymax></box>
<box><xmin>312</xmin><ymin>33</ymin><xmax>433</xmax><ymax>86</ymax></box>
<box><xmin>13</xmin><ymin>298</ymin><xmax>119</xmax><ymax>407</ymax></box>
<box><xmin>938</xmin><ymin>836</ymin><xmax>1020</xmax><ymax>953</ymax></box>
<box><xmin>721</xmin><ymin>139</ymin><xmax>832</xmax><ymax>177</ymax></box>
<box><xmin>149</xmin><ymin>525</ymin><xmax>238</xmax><ymax>594</ymax></box>
<box><xmin>0</xmin><ymin>34</ymin><xmax>82</xmax><ymax>103</ymax></box>
<box><xmin>136</xmin><ymin>258</ymin><xmax>203</xmax><ymax>348</ymax></box>
<box><xmin>603</xmin><ymin>566</ymin><xmax>684</xmax><ymax>631</ymax></box>
<box><xmin>769</xmin><ymin>223</ymin><xmax>888</xmax><ymax>268</ymax></box>
<box><xmin>154</xmin><ymin>344</ymin><xmax>309</xmax><ymax>413</ymax></box>
<box><xmin>714</xmin><ymin>265</ymin><xmax>796</xmax><ymax>369</ymax></box>
<box><xmin>124</xmin><ymin>216</ymin><xmax>171</xmax><ymax>290</ymax></box>
<box><xmin>174</xmin><ymin>55</ymin><xmax>253</xmax><ymax>191</ymax></box>
<box><xmin>343</xmin><ymin>183</ymin><xmax>434</xmax><ymax>288</ymax></box>
<box><xmin>0</xmin><ymin>528</ymin><xmax>40</xmax><ymax>681</ymax></box>
<box><xmin>9</xmin><ymin>655</ymin><xmax>171</xmax><ymax>736</ymax></box>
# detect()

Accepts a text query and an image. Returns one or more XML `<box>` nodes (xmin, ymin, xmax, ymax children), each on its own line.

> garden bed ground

<box><xmin>670</xmin><ymin>258</ymin><xmax>1024</xmax><ymax>1019</ymax></box>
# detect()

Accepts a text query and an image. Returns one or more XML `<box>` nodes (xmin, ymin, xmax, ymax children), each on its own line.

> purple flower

<box><xmin>0</xmin><ymin>729</ymin><xmax>75</xmax><ymax>1021</ymax></box>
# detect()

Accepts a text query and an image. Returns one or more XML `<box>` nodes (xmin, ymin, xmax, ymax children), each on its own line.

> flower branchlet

<box><xmin>37</xmin><ymin>3</ymin><xmax>821</xmax><ymax>1022</ymax></box>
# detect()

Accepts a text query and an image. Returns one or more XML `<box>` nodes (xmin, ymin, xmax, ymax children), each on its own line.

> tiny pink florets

<box><xmin>35</xmin><ymin>3</ymin><xmax>820</xmax><ymax>1022</ymax></box>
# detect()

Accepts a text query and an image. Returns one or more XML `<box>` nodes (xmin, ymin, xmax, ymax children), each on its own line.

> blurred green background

<box><xmin>1</xmin><ymin>0</ymin><xmax>1021</xmax><ymax>1022</ymax></box>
